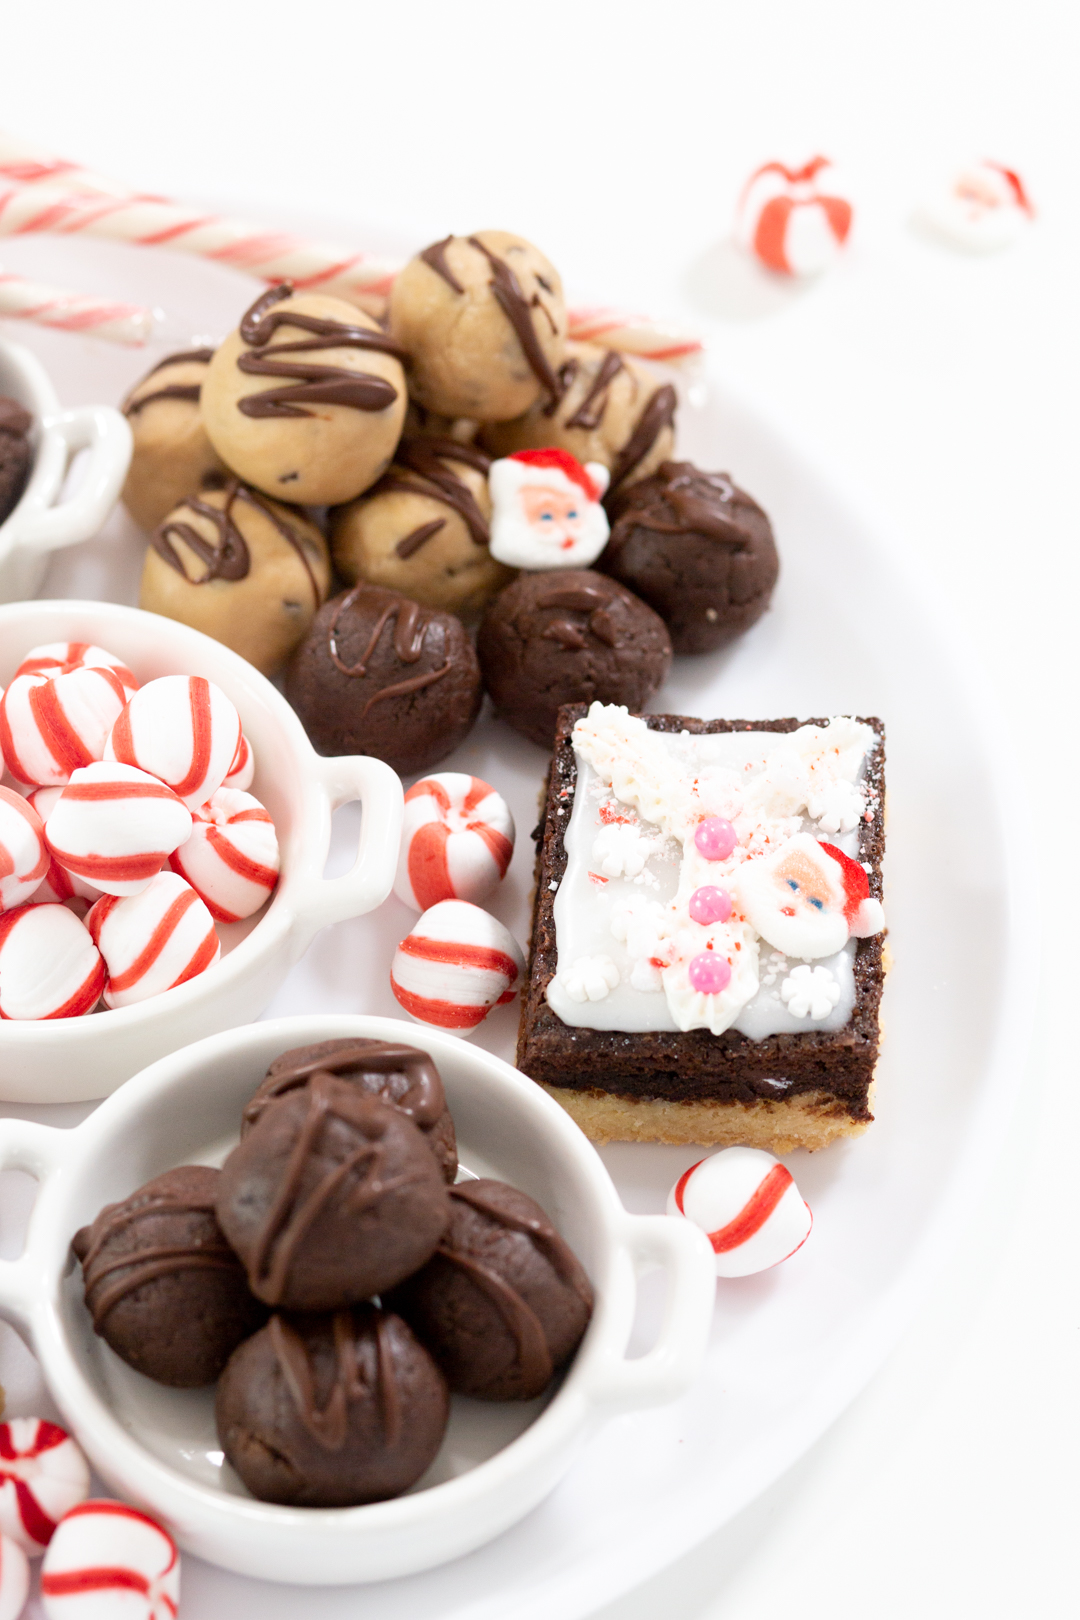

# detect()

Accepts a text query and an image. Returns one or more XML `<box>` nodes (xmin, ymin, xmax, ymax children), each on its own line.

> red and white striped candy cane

<box><xmin>565</xmin><ymin>306</ymin><xmax>703</xmax><ymax>362</ymax></box>
<box><xmin>0</xmin><ymin>266</ymin><xmax>156</xmax><ymax>346</ymax></box>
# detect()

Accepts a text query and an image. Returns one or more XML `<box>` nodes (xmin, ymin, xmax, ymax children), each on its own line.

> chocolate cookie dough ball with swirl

<box><xmin>285</xmin><ymin>583</ymin><xmax>482</xmax><ymax>775</ymax></box>
<box><xmin>331</xmin><ymin>438</ymin><xmax>513</xmax><ymax>618</ymax></box>
<box><xmin>121</xmin><ymin>348</ymin><xmax>229</xmax><ymax>532</ymax></box>
<box><xmin>200</xmin><ymin>286</ymin><xmax>408</xmax><ymax>505</ymax></box>
<box><xmin>389</xmin><ymin>231</ymin><xmax>568</xmax><ymax>422</ymax></box>
<box><xmin>139</xmin><ymin>477</ymin><xmax>331</xmax><ymax>677</ymax></box>
<box><xmin>481</xmin><ymin>342</ymin><xmax>677</xmax><ymax>500</ymax></box>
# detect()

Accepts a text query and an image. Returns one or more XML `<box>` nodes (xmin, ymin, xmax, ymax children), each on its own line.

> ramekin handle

<box><xmin>0</xmin><ymin>1118</ymin><xmax>72</xmax><ymax>1328</ymax></box>
<box><xmin>16</xmin><ymin>405</ymin><xmax>132</xmax><ymax>552</ymax></box>
<box><xmin>290</xmin><ymin>752</ymin><xmax>404</xmax><ymax>948</ymax></box>
<box><xmin>590</xmin><ymin>1213</ymin><xmax>715</xmax><ymax>1412</ymax></box>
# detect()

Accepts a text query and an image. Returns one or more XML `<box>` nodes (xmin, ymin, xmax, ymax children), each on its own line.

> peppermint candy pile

<box><xmin>0</xmin><ymin>644</ymin><xmax>280</xmax><ymax>1020</ymax></box>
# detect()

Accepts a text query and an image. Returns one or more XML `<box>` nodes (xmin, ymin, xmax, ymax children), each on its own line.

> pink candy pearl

<box><xmin>694</xmin><ymin>816</ymin><xmax>737</xmax><ymax>861</ymax></box>
<box><xmin>688</xmin><ymin>885</ymin><xmax>733</xmax><ymax>925</ymax></box>
<box><xmin>688</xmin><ymin>952</ymin><xmax>732</xmax><ymax>994</ymax></box>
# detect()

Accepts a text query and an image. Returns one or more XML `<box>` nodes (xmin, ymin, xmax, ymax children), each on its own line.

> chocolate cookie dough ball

<box><xmin>0</xmin><ymin>396</ymin><xmax>33</xmax><ymax>527</ymax></box>
<box><xmin>390</xmin><ymin>1180</ymin><xmax>593</xmax><ymax>1401</ymax></box>
<box><xmin>216</xmin><ymin>1306</ymin><xmax>448</xmax><ymax>1507</ymax></box>
<box><xmin>390</xmin><ymin>231</ymin><xmax>567</xmax><ymax>421</ymax></box>
<box><xmin>477</xmin><ymin>570</ymin><xmax>671</xmax><ymax>748</ymax></box>
<box><xmin>121</xmin><ymin>348</ymin><xmax>229</xmax><ymax>532</ymax></box>
<box><xmin>139</xmin><ymin>478</ymin><xmax>331</xmax><ymax>678</ymax></box>
<box><xmin>242</xmin><ymin>1038</ymin><xmax>458</xmax><ymax>1185</ymax></box>
<box><xmin>601</xmin><ymin>462</ymin><xmax>780</xmax><ymax>655</ymax></box>
<box><xmin>216</xmin><ymin>1073</ymin><xmax>450</xmax><ymax>1310</ymax></box>
<box><xmin>201</xmin><ymin>286</ymin><xmax>408</xmax><ymax>505</ymax></box>
<box><xmin>72</xmin><ymin>1166</ymin><xmax>267</xmax><ymax>1388</ymax></box>
<box><xmin>331</xmin><ymin>438</ymin><xmax>513</xmax><ymax>619</ymax></box>
<box><xmin>481</xmin><ymin>343</ymin><xmax>677</xmax><ymax>498</ymax></box>
<box><xmin>285</xmin><ymin>584</ymin><xmax>482</xmax><ymax>775</ymax></box>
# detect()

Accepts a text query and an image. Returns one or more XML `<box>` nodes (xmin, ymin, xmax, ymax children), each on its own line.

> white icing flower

<box><xmin>591</xmin><ymin>822</ymin><xmax>655</xmax><ymax>878</ymax></box>
<box><xmin>779</xmin><ymin>964</ymin><xmax>841</xmax><ymax>1019</ymax></box>
<box><xmin>558</xmin><ymin>954</ymin><xmax>620</xmax><ymax>1003</ymax></box>
<box><xmin>806</xmin><ymin>777</ymin><xmax>864</xmax><ymax>834</ymax></box>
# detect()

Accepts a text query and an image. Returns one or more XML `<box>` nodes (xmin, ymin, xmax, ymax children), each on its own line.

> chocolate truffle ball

<box><xmin>390</xmin><ymin>1180</ymin><xmax>593</xmax><ymax>1401</ymax></box>
<box><xmin>481</xmin><ymin>342</ymin><xmax>677</xmax><ymax>497</ymax></box>
<box><xmin>389</xmin><ymin>231</ymin><xmax>567</xmax><ymax>421</ymax></box>
<box><xmin>215</xmin><ymin>1074</ymin><xmax>450</xmax><ymax>1311</ymax></box>
<box><xmin>285</xmin><ymin>584</ymin><xmax>483</xmax><ymax>775</ymax></box>
<box><xmin>477</xmin><ymin>570</ymin><xmax>672</xmax><ymax>748</ymax></box>
<box><xmin>0</xmin><ymin>396</ymin><xmax>32</xmax><ymax>527</ymax></box>
<box><xmin>72</xmin><ymin>1165</ymin><xmax>267</xmax><ymax>1388</ymax></box>
<box><xmin>139</xmin><ymin>477</ymin><xmax>331</xmax><ymax>677</ymax></box>
<box><xmin>216</xmin><ymin>1306</ymin><xmax>448</xmax><ymax>1506</ymax></box>
<box><xmin>121</xmin><ymin>348</ymin><xmax>229</xmax><ymax>532</ymax></box>
<box><xmin>201</xmin><ymin>286</ymin><xmax>408</xmax><ymax>506</ymax></box>
<box><xmin>331</xmin><ymin>437</ymin><xmax>513</xmax><ymax>619</ymax></box>
<box><xmin>600</xmin><ymin>462</ymin><xmax>779</xmax><ymax>655</ymax></box>
<box><xmin>242</xmin><ymin>1038</ymin><xmax>458</xmax><ymax>1184</ymax></box>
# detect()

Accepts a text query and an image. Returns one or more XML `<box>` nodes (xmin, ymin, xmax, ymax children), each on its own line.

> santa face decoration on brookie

<box><xmin>489</xmin><ymin>448</ymin><xmax>610</xmax><ymax>570</ymax></box>
<box><xmin>734</xmin><ymin>831</ymin><xmax>883</xmax><ymax>960</ymax></box>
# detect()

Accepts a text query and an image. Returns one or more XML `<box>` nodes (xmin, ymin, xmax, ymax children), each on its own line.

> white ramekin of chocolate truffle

<box><xmin>0</xmin><ymin>336</ymin><xmax>132</xmax><ymax>604</ymax></box>
<box><xmin>0</xmin><ymin>1014</ymin><xmax>714</xmax><ymax>1585</ymax></box>
<box><xmin>0</xmin><ymin>600</ymin><xmax>403</xmax><ymax>1102</ymax></box>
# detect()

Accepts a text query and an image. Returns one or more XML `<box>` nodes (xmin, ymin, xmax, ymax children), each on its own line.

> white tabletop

<box><xmin>1</xmin><ymin>3</ymin><xmax>1077</xmax><ymax>1616</ymax></box>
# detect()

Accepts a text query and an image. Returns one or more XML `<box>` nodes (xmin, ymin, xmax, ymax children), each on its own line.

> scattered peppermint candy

<box><xmin>0</xmin><ymin>1533</ymin><xmax>28</xmax><ymax>1620</ymax></box>
<box><xmin>667</xmin><ymin>1146</ymin><xmax>813</xmax><ymax>1278</ymax></box>
<box><xmin>394</xmin><ymin>773</ymin><xmax>515</xmax><ymax>911</ymax></box>
<box><xmin>169</xmin><ymin>787</ymin><xmax>279</xmax><ymax>923</ymax></box>
<box><xmin>735</xmin><ymin>156</ymin><xmax>853</xmax><ymax>277</ymax></box>
<box><xmin>105</xmin><ymin>675</ymin><xmax>241</xmax><ymax>810</ymax></box>
<box><xmin>0</xmin><ymin>1418</ymin><xmax>90</xmax><ymax>1556</ymax></box>
<box><xmin>489</xmin><ymin>449</ymin><xmax>610</xmax><ymax>570</ymax></box>
<box><xmin>916</xmin><ymin>160</ymin><xmax>1034</xmax><ymax>253</ymax></box>
<box><xmin>0</xmin><ymin>905</ymin><xmax>104</xmax><ymax>1019</ymax></box>
<box><xmin>780</xmin><ymin>963</ymin><xmax>841</xmax><ymax>1019</ymax></box>
<box><xmin>0</xmin><ymin>785</ymin><xmax>48</xmax><ymax>911</ymax></box>
<box><xmin>0</xmin><ymin>666</ymin><xmax>135</xmax><ymax>789</ymax></box>
<box><xmin>40</xmin><ymin>1499</ymin><xmax>179</xmax><ymax>1619</ymax></box>
<box><xmin>558</xmin><ymin>954</ymin><xmax>620</xmax><ymax>1003</ymax></box>
<box><xmin>44</xmin><ymin>763</ymin><xmax>192</xmax><ymax>899</ymax></box>
<box><xmin>87</xmin><ymin>872</ymin><xmax>220</xmax><ymax>1009</ymax></box>
<box><xmin>391</xmin><ymin>899</ymin><xmax>525</xmax><ymax>1033</ymax></box>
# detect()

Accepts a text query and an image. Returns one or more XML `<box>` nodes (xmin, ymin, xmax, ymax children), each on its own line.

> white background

<box><xmin>1</xmin><ymin>2</ymin><xmax>1077</xmax><ymax>1615</ymax></box>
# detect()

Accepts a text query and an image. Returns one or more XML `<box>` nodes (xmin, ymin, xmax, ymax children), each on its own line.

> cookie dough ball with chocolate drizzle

<box><xmin>200</xmin><ymin>285</ymin><xmax>408</xmax><ymax>505</ymax></box>
<box><xmin>481</xmin><ymin>342</ymin><xmax>677</xmax><ymax>500</ymax></box>
<box><xmin>389</xmin><ymin>1180</ymin><xmax>593</xmax><ymax>1401</ymax></box>
<box><xmin>601</xmin><ymin>462</ymin><xmax>780</xmax><ymax>654</ymax></box>
<box><xmin>215</xmin><ymin>1074</ymin><xmax>450</xmax><ymax>1311</ymax></box>
<box><xmin>242</xmin><ymin>1038</ymin><xmax>458</xmax><ymax>1185</ymax></box>
<box><xmin>330</xmin><ymin>437</ymin><xmax>514</xmax><ymax>618</ymax></box>
<box><xmin>477</xmin><ymin>569</ymin><xmax>671</xmax><ymax>748</ymax></box>
<box><xmin>120</xmin><ymin>348</ymin><xmax>229</xmax><ymax>532</ymax></box>
<box><xmin>216</xmin><ymin>1305</ymin><xmax>448</xmax><ymax>1506</ymax></box>
<box><xmin>71</xmin><ymin>1166</ymin><xmax>267</xmax><ymax>1388</ymax></box>
<box><xmin>285</xmin><ymin>583</ymin><xmax>482</xmax><ymax>775</ymax></box>
<box><xmin>139</xmin><ymin>476</ymin><xmax>331</xmax><ymax>677</ymax></box>
<box><xmin>390</xmin><ymin>231</ymin><xmax>567</xmax><ymax>422</ymax></box>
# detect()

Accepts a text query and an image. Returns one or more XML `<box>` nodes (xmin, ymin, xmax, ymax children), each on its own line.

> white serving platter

<box><xmin>0</xmin><ymin>228</ymin><xmax>1032</xmax><ymax>1620</ymax></box>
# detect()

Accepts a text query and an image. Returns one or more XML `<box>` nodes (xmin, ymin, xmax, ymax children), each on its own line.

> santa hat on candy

<box><xmin>489</xmin><ymin>448</ymin><xmax>611</xmax><ymax>570</ymax></box>
<box><xmin>502</xmin><ymin>448</ymin><xmax>609</xmax><ymax>502</ymax></box>
<box><xmin>818</xmin><ymin>841</ymin><xmax>885</xmax><ymax>938</ymax></box>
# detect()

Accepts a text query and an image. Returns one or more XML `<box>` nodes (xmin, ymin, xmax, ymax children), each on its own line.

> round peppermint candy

<box><xmin>0</xmin><ymin>904</ymin><xmax>104</xmax><ymax>1020</ymax></box>
<box><xmin>40</xmin><ymin>1499</ymin><xmax>179</xmax><ymax>1619</ymax></box>
<box><xmin>390</xmin><ymin>899</ymin><xmax>525</xmax><ymax>1033</ymax></box>
<box><xmin>44</xmin><ymin>763</ymin><xmax>192</xmax><ymax>899</ymax></box>
<box><xmin>0</xmin><ymin>665</ymin><xmax>136</xmax><ymax>789</ymax></box>
<box><xmin>736</xmin><ymin>156</ymin><xmax>853</xmax><ymax>277</ymax></box>
<box><xmin>666</xmin><ymin>1146</ymin><xmax>812</xmax><ymax>1277</ymax></box>
<box><xmin>14</xmin><ymin>642</ymin><xmax>137</xmax><ymax>691</ymax></box>
<box><xmin>169</xmin><ymin>787</ymin><xmax>279</xmax><ymax>922</ymax></box>
<box><xmin>87</xmin><ymin>871</ymin><xmax>219</xmax><ymax>1009</ymax></box>
<box><xmin>0</xmin><ymin>1418</ymin><xmax>90</xmax><ymax>1556</ymax></box>
<box><xmin>0</xmin><ymin>785</ymin><xmax>48</xmax><ymax>911</ymax></box>
<box><xmin>394</xmin><ymin>772</ymin><xmax>515</xmax><ymax>912</ymax></box>
<box><xmin>0</xmin><ymin>1534</ymin><xmax>28</xmax><ymax>1620</ymax></box>
<box><xmin>105</xmin><ymin>675</ymin><xmax>241</xmax><ymax>810</ymax></box>
<box><xmin>221</xmin><ymin>731</ymin><xmax>254</xmax><ymax>792</ymax></box>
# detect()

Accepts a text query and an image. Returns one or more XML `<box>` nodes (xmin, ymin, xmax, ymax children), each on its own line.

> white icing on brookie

<box><xmin>545</xmin><ymin>704</ymin><xmax>882</xmax><ymax>1039</ymax></box>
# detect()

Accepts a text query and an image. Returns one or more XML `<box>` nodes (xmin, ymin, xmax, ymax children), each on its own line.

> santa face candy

<box><xmin>477</xmin><ymin>569</ymin><xmax>672</xmax><ymax>748</ymax></box>
<box><xmin>285</xmin><ymin>584</ymin><xmax>482</xmax><ymax>777</ymax></box>
<box><xmin>0</xmin><ymin>396</ymin><xmax>32</xmax><ymax>529</ymax></box>
<box><xmin>518</xmin><ymin>704</ymin><xmax>886</xmax><ymax>1151</ymax></box>
<box><xmin>105</xmin><ymin>674</ymin><xmax>241</xmax><ymax>810</ymax></box>
<box><xmin>390</xmin><ymin>1179</ymin><xmax>594</xmax><ymax>1401</ymax></box>
<box><xmin>87</xmin><ymin>871</ymin><xmax>219</xmax><ymax>1008</ymax></box>
<box><xmin>201</xmin><ymin>285</ymin><xmax>408</xmax><ymax>506</ymax></box>
<box><xmin>390</xmin><ymin>899</ymin><xmax>525</xmax><ymax>1033</ymax></box>
<box><xmin>0</xmin><ymin>904</ymin><xmax>104</xmax><ymax>1019</ymax></box>
<box><xmin>216</xmin><ymin>1306</ymin><xmax>448</xmax><ymax>1508</ymax></box>
<box><xmin>389</xmin><ymin>231</ymin><xmax>568</xmax><ymax>421</ymax></box>
<box><xmin>488</xmin><ymin>448</ymin><xmax>611</xmax><ymax>571</ymax></box>
<box><xmin>736</xmin><ymin>156</ymin><xmax>853</xmax><ymax>277</ymax></box>
<box><xmin>215</xmin><ymin>1075</ymin><xmax>450</xmax><ymax>1310</ymax></box>
<box><xmin>667</xmin><ymin>1147</ymin><xmax>812</xmax><ymax>1277</ymax></box>
<box><xmin>601</xmin><ymin>462</ymin><xmax>780</xmax><ymax>655</ymax></box>
<box><xmin>44</xmin><ymin>762</ymin><xmax>192</xmax><ymax>898</ymax></box>
<box><xmin>394</xmin><ymin>772</ymin><xmax>515</xmax><ymax>912</ymax></box>
<box><xmin>139</xmin><ymin>478</ymin><xmax>331</xmax><ymax>678</ymax></box>
<box><xmin>169</xmin><ymin>786</ymin><xmax>279</xmax><ymax>922</ymax></box>
<box><xmin>121</xmin><ymin>346</ymin><xmax>229</xmax><ymax>532</ymax></box>
<box><xmin>0</xmin><ymin>785</ymin><xmax>48</xmax><ymax>910</ymax></box>
<box><xmin>72</xmin><ymin>1165</ymin><xmax>267</xmax><ymax>1386</ymax></box>
<box><xmin>40</xmin><ymin>1500</ymin><xmax>180</xmax><ymax>1620</ymax></box>
<box><xmin>0</xmin><ymin>1419</ymin><xmax>90</xmax><ymax>1556</ymax></box>
<box><xmin>915</xmin><ymin>160</ymin><xmax>1034</xmax><ymax>253</ymax></box>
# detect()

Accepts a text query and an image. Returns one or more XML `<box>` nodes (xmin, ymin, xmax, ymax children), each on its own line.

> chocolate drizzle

<box><xmin>236</xmin><ymin>284</ymin><xmax>405</xmax><ymax>419</ymax></box>
<box><xmin>535</xmin><ymin>580</ymin><xmax>623</xmax><ymax>650</ymax></box>
<box><xmin>419</xmin><ymin>235</ymin><xmax>464</xmax><ymax>295</ymax></box>
<box><xmin>607</xmin><ymin>383</ymin><xmax>678</xmax><ymax>495</ymax></box>
<box><xmin>374</xmin><ymin>436</ymin><xmax>492</xmax><ymax>557</ymax></box>
<box><xmin>327</xmin><ymin>585</ymin><xmax>452</xmax><ymax>714</ymax></box>
<box><xmin>607</xmin><ymin>461</ymin><xmax>753</xmax><ymax>548</ymax></box>
<box><xmin>563</xmin><ymin>349</ymin><xmax>626</xmax><ymax>429</ymax></box>
<box><xmin>245</xmin><ymin>1041</ymin><xmax>446</xmax><ymax>1133</ymax></box>
<box><xmin>151</xmin><ymin>476</ymin><xmax>324</xmax><ymax>605</ymax></box>
<box><xmin>269</xmin><ymin>1308</ymin><xmax>402</xmax><ymax>1452</ymax></box>
<box><xmin>465</xmin><ymin>237</ymin><xmax>562</xmax><ymax>402</ymax></box>
<box><xmin>123</xmin><ymin>348</ymin><xmax>215</xmax><ymax>416</ymax></box>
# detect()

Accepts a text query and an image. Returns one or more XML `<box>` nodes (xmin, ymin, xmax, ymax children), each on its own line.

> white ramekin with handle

<box><xmin>0</xmin><ymin>601</ymin><xmax>403</xmax><ymax>1103</ymax></box>
<box><xmin>0</xmin><ymin>1013</ymin><xmax>715</xmax><ymax>1585</ymax></box>
<box><xmin>0</xmin><ymin>337</ymin><xmax>132</xmax><ymax>603</ymax></box>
